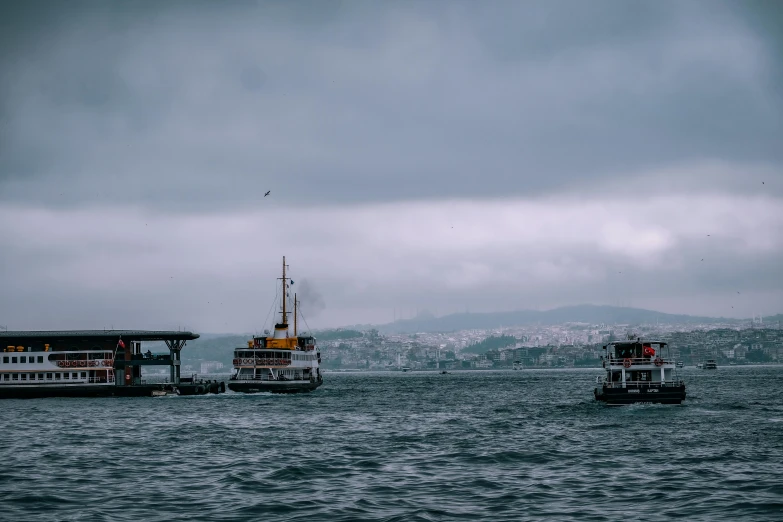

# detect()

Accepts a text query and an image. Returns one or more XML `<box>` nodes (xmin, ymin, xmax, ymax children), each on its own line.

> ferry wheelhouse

<box><xmin>0</xmin><ymin>330</ymin><xmax>224</xmax><ymax>399</ymax></box>
<box><xmin>228</xmin><ymin>257</ymin><xmax>323</xmax><ymax>394</ymax></box>
<box><xmin>594</xmin><ymin>338</ymin><xmax>686</xmax><ymax>405</ymax></box>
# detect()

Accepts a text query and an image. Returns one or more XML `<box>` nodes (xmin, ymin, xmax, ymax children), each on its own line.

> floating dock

<box><xmin>0</xmin><ymin>330</ymin><xmax>226</xmax><ymax>399</ymax></box>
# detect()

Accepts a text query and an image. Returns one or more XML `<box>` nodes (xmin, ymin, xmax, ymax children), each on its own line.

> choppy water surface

<box><xmin>1</xmin><ymin>366</ymin><xmax>782</xmax><ymax>521</ymax></box>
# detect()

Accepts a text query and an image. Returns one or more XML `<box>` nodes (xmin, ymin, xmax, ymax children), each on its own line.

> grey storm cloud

<box><xmin>1</xmin><ymin>0</ymin><xmax>781</xmax><ymax>211</ymax></box>
<box><xmin>1</xmin><ymin>1</ymin><xmax>783</xmax><ymax>331</ymax></box>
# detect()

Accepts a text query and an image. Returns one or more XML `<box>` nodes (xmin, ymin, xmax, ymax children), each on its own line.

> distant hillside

<box><xmin>180</xmin><ymin>334</ymin><xmax>250</xmax><ymax>366</ymax></box>
<box><xmin>374</xmin><ymin>305</ymin><xmax>743</xmax><ymax>334</ymax></box>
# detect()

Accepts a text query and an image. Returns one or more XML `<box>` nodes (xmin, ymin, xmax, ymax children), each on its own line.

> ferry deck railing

<box><xmin>607</xmin><ymin>357</ymin><xmax>673</xmax><ymax>366</ymax></box>
<box><xmin>231</xmin><ymin>374</ymin><xmax>313</xmax><ymax>382</ymax></box>
<box><xmin>598</xmin><ymin>379</ymin><xmax>685</xmax><ymax>389</ymax></box>
<box><xmin>1</xmin><ymin>375</ymin><xmax>115</xmax><ymax>384</ymax></box>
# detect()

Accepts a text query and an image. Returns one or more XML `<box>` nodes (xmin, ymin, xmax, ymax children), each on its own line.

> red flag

<box><xmin>118</xmin><ymin>339</ymin><xmax>125</xmax><ymax>349</ymax></box>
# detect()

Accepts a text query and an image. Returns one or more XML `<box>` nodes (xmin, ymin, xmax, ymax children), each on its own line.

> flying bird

<box><xmin>264</xmin><ymin>190</ymin><xmax>271</xmax><ymax>197</ymax></box>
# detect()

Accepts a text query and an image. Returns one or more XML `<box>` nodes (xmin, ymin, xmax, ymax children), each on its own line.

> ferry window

<box><xmin>73</xmin><ymin>373</ymin><xmax>78</xmax><ymax>379</ymax></box>
<box><xmin>64</xmin><ymin>373</ymin><xmax>69</xmax><ymax>379</ymax></box>
<box><xmin>20</xmin><ymin>374</ymin><xmax>26</xmax><ymax>380</ymax></box>
<box><xmin>20</xmin><ymin>356</ymin><xmax>26</xmax><ymax>363</ymax></box>
<box><xmin>37</xmin><ymin>356</ymin><xmax>43</xmax><ymax>363</ymax></box>
<box><xmin>2</xmin><ymin>374</ymin><xmax>8</xmax><ymax>380</ymax></box>
<box><xmin>12</xmin><ymin>374</ymin><xmax>18</xmax><ymax>380</ymax></box>
<box><xmin>38</xmin><ymin>373</ymin><xmax>44</xmax><ymax>380</ymax></box>
<box><xmin>81</xmin><ymin>372</ymin><xmax>87</xmax><ymax>379</ymax></box>
<box><xmin>55</xmin><ymin>373</ymin><xmax>61</xmax><ymax>379</ymax></box>
<box><xmin>12</xmin><ymin>357</ymin><xmax>17</xmax><ymax>363</ymax></box>
<box><xmin>2</xmin><ymin>356</ymin><xmax>7</xmax><ymax>363</ymax></box>
<box><xmin>46</xmin><ymin>373</ymin><xmax>52</xmax><ymax>380</ymax></box>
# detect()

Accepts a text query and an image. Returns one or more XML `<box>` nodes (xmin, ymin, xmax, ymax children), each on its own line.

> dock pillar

<box><xmin>166</xmin><ymin>339</ymin><xmax>186</xmax><ymax>385</ymax></box>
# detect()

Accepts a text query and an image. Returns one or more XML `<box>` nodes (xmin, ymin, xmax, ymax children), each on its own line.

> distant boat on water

<box><xmin>228</xmin><ymin>256</ymin><xmax>323</xmax><ymax>394</ymax></box>
<box><xmin>703</xmin><ymin>359</ymin><xmax>718</xmax><ymax>370</ymax></box>
<box><xmin>594</xmin><ymin>338</ymin><xmax>686</xmax><ymax>405</ymax></box>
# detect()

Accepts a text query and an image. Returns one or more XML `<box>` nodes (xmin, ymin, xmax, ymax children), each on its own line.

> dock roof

<box><xmin>0</xmin><ymin>330</ymin><xmax>200</xmax><ymax>341</ymax></box>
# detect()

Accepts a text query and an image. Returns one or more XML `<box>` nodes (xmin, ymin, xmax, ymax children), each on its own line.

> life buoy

<box><xmin>106</xmin><ymin>359</ymin><xmax>113</xmax><ymax>367</ymax></box>
<box><xmin>57</xmin><ymin>360</ymin><xmax>65</xmax><ymax>368</ymax></box>
<box><xmin>623</xmin><ymin>358</ymin><xmax>632</xmax><ymax>368</ymax></box>
<box><xmin>80</xmin><ymin>360</ymin><xmax>86</xmax><ymax>367</ymax></box>
<box><xmin>654</xmin><ymin>357</ymin><xmax>663</xmax><ymax>367</ymax></box>
<box><xmin>89</xmin><ymin>360</ymin><xmax>96</xmax><ymax>367</ymax></box>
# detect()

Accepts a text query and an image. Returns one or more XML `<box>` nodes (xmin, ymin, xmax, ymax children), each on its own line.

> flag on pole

<box><xmin>117</xmin><ymin>338</ymin><xmax>125</xmax><ymax>349</ymax></box>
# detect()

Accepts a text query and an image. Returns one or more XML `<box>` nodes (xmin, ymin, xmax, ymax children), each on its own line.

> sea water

<box><xmin>1</xmin><ymin>366</ymin><xmax>782</xmax><ymax>521</ymax></box>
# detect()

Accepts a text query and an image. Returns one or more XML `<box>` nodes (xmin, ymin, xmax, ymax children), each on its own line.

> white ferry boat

<box><xmin>703</xmin><ymin>359</ymin><xmax>718</xmax><ymax>370</ymax></box>
<box><xmin>228</xmin><ymin>257</ymin><xmax>323</xmax><ymax>394</ymax></box>
<box><xmin>594</xmin><ymin>338</ymin><xmax>686</xmax><ymax>405</ymax></box>
<box><xmin>0</xmin><ymin>330</ymin><xmax>223</xmax><ymax>398</ymax></box>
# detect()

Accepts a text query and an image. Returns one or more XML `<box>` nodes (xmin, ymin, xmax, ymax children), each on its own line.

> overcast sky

<box><xmin>1</xmin><ymin>0</ymin><xmax>782</xmax><ymax>333</ymax></box>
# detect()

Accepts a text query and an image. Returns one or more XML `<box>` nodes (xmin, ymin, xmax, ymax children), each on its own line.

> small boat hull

<box><xmin>594</xmin><ymin>384</ymin><xmax>686</xmax><ymax>405</ymax></box>
<box><xmin>228</xmin><ymin>379</ymin><xmax>322</xmax><ymax>394</ymax></box>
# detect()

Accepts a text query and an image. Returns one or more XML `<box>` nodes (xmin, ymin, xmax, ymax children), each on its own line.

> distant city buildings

<box><xmin>316</xmin><ymin>322</ymin><xmax>783</xmax><ymax>370</ymax></box>
<box><xmin>178</xmin><ymin>321</ymin><xmax>783</xmax><ymax>371</ymax></box>
<box><xmin>200</xmin><ymin>361</ymin><xmax>224</xmax><ymax>374</ymax></box>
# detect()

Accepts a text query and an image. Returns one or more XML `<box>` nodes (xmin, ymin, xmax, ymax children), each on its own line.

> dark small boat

<box><xmin>595</xmin><ymin>338</ymin><xmax>686</xmax><ymax>405</ymax></box>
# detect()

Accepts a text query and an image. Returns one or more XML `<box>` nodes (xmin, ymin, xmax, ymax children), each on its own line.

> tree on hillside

<box><xmin>463</xmin><ymin>335</ymin><xmax>517</xmax><ymax>355</ymax></box>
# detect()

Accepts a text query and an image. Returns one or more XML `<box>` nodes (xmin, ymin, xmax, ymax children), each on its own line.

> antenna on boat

<box><xmin>294</xmin><ymin>293</ymin><xmax>298</xmax><ymax>336</ymax></box>
<box><xmin>278</xmin><ymin>256</ymin><xmax>289</xmax><ymax>325</ymax></box>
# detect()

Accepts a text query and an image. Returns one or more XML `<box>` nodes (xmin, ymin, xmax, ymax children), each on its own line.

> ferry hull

<box><xmin>228</xmin><ymin>379</ymin><xmax>322</xmax><ymax>394</ymax></box>
<box><xmin>0</xmin><ymin>383</ymin><xmax>225</xmax><ymax>399</ymax></box>
<box><xmin>594</xmin><ymin>385</ymin><xmax>686</xmax><ymax>405</ymax></box>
